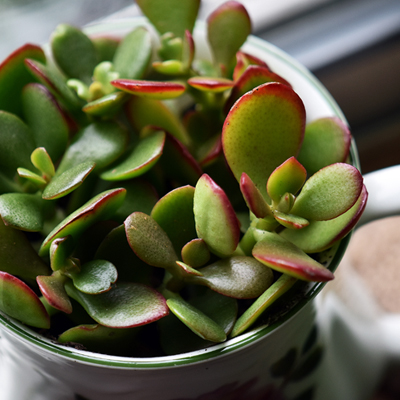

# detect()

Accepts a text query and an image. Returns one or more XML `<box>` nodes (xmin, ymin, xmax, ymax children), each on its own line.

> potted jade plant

<box><xmin>0</xmin><ymin>0</ymin><xmax>367</xmax><ymax>399</ymax></box>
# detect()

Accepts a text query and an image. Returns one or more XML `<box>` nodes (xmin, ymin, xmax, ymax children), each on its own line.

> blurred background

<box><xmin>0</xmin><ymin>0</ymin><xmax>400</xmax><ymax>398</ymax></box>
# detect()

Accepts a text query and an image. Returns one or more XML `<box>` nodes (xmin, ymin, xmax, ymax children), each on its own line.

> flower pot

<box><xmin>0</xmin><ymin>16</ymin><xmax>360</xmax><ymax>400</ymax></box>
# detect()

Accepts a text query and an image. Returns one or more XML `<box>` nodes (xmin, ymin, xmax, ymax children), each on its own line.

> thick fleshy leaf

<box><xmin>70</xmin><ymin>260</ymin><xmax>118</xmax><ymax>294</ymax></box>
<box><xmin>58</xmin><ymin>324</ymin><xmax>137</xmax><ymax>355</ymax></box>
<box><xmin>50</xmin><ymin>235</ymin><xmax>75</xmax><ymax>272</ymax></box>
<box><xmin>182</xmin><ymin>30</ymin><xmax>195</xmax><ymax>71</ymax></box>
<box><xmin>181</xmin><ymin>238</ymin><xmax>210</xmax><ymax>268</ymax></box>
<box><xmin>187</xmin><ymin>77</ymin><xmax>234</xmax><ymax>93</ymax></box>
<box><xmin>51</xmin><ymin>24</ymin><xmax>98</xmax><ymax>84</ymax></box>
<box><xmin>240</xmin><ymin>172</ymin><xmax>271</xmax><ymax>218</ymax></box>
<box><xmin>65</xmin><ymin>280</ymin><xmax>168</xmax><ymax>328</ymax></box>
<box><xmin>231</xmin><ymin>274</ymin><xmax>296</xmax><ymax>337</ymax></box>
<box><xmin>281</xmin><ymin>185</ymin><xmax>368</xmax><ymax>253</ymax></box>
<box><xmin>165</xmin><ymin>294</ymin><xmax>226</xmax><ymax>342</ymax></box>
<box><xmin>151</xmin><ymin>185</ymin><xmax>197</xmax><ymax>255</ymax></box>
<box><xmin>113</xmin><ymin>26</ymin><xmax>152</xmax><ymax>79</ymax></box>
<box><xmin>0</xmin><ymin>111</ymin><xmax>36</xmax><ymax>170</ymax></box>
<box><xmin>40</xmin><ymin>188</ymin><xmax>126</xmax><ymax>256</ymax></box>
<box><xmin>136</xmin><ymin>0</ymin><xmax>200</xmax><ymax>38</ymax></box>
<box><xmin>0</xmin><ymin>218</ymin><xmax>49</xmax><ymax>279</ymax></box>
<box><xmin>152</xmin><ymin>60</ymin><xmax>185</xmax><ymax>76</ymax></box>
<box><xmin>175</xmin><ymin>261</ymin><xmax>203</xmax><ymax>277</ymax></box>
<box><xmin>22</xmin><ymin>84</ymin><xmax>69</xmax><ymax>162</ymax></box>
<box><xmin>252</xmin><ymin>231</ymin><xmax>334</xmax><ymax>281</ymax></box>
<box><xmin>290</xmin><ymin>163</ymin><xmax>363</xmax><ymax>221</ymax></box>
<box><xmin>194</xmin><ymin>174</ymin><xmax>240</xmax><ymax>257</ymax></box>
<box><xmin>267</xmin><ymin>157</ymin><xmax>307</xmax><ymax>204</ymax></box>
<box><xmin>207</xmin><ymin>1</ymin><xmax>251</xmax><ymax>72</ymax></box>
<box><xmin>24</xmin><ymin>59</ymin><xmax>84</xmax><ymax>111</ymax></box>
<box><xmin>42</xmin><ymin>161</ymin><xmax>95</xmax><ymax>200</ymax></box>
<box><xmin>112</xmin><ymin>79</ymin><xmax>186</xmax><ymax>100</ymax></box>
<box><xmin>100</xmin><ymin>130</ymin><xmax>165</xmax><ymax>181</ymax></box>
<box><xmin>0</xmin><ymin>193</ymin><xmax>44</xmax><ymax>232</ymax></box>
<box><xmin>56</xmin><ymin>121</ymin><xmax>129</xmax><ymax>175</ymax></box>
<box><xmin>17</xmin><ymin>168</ymin><xmax>46</xmax><ymax>187</ymax></box>
<box><xmin>0</xmin><ymin>43</ymin><xmax>46</xmax><ymax>117</ymax></box>
<box><xmin>297</xmin><ymin>117</ymin><xmax>352</xmax><ymax>175</ymax></box>
<box><xmin>37</xmin><ymin>273</ymin><xmax>72</xmax><ymax>314</ymax></box>
<box><xmin>95</xmin><ymin>224</ymin><xmax>153</xmax><ymax>284</ymax></box>
<box><xmin>188</xmin><ymin>256</ymin><xmax>274</xmax><ymax>298</ymax></box>
<box><xmin>92</xmin><ymin>37</ymin><xmax>120</xmax><ymax>62</ymax></box>
<box><xmin>31</xmin><ymin>147</ymin><xmax>55</xmax><ymax>180</ymax></box>
<box><xmin>232</xmin><ymin>51</ymin><xmax>270</xmax><ymax>82</ymax></box>
<box><xmin>273</xmin><ymin>211</ymin><xmax>309</xmax><ymax>230</ymax></box>
<box><xmin>126</xmin><ymin>96</ymin><xmax>190</xmax><ymax>145</ymax></box>
<box><xmin>82</xmin><ymin>91</ymin><xmax>129</xmax><ymax>117</ymax></box>
<box><xmin>125</xmin><ymin>212</ymin><xmax>178</xmax><ymax>271</ymax></box>
<box><xmin>0</xmin><ymin>271</ymin><xmax>50</xmax><ymax>328</ymax></box>
<box><xmin>225</xmin><ymin>65</ymin><xmax>291</xmax><ymax>112</ymax></box>
<box><xmin>222</xmin><ymin>82</ymin><xmax>306</xmax><ymax>200</ymax></box>
<box><xmin>160</xmin><ymin>132</ymin><xmax>203</xmax><ymax>186</ymax></box>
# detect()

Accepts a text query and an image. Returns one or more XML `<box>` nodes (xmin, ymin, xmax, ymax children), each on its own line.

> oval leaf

<box><xmin>0</xmin><ymin>193</ymin><xmax>44</xmax><ymax>232</ymax></box>
<box><xmin>189</xmin><ymin>256</ymin><xmax>274</xmax><ymax>299</ymax></box>
<box><xmin>65</xmin><ymin>281</ymin><xmax>168</xmax><ymax>328</ymax></box>
<box><xmin>37</xmin><ymin>274</ymin><xmax>72</xmax><ymax>314</ymax></box>
<box><xmin>187</xmin><ymin>77</ymin><xmax>234</xmax><ymax>93</ymax></box>
<box><xmin>252</xmin><ymin>232</ymin><xmax>334</xmax><ymax>281</ymax></box>
<box><xmin>125</xmin><ymin>212</ymin><xmax>178</xmax><ymax>270</ymax></box>
<box><xmin>290</xmin><ymin>163</ymin><xmax>363</xmax><ymax>221</ymax></box>
<box><xmin>70</xmin><ymin>259</ymin><xmax>118</xmax><ymax>294</ymax></box>
<box><xmin>0</xmin><ymin>271</ymin><xmax>50</xmax><ymax>328</ymax></box>
<box><xmin>298</xmin><ymin>117</ymin><xmax>352</xmax><ymax>175</ymax></box>
<box><xmin>194</xmin><ymin>174</ymin><xmax>240</xmax><ymax>257</ymax></box>
<box><xmin>82</xmin><ymin>91</ymin><xmax>129</xmax><ymax>117</ymax></box>
<box><xmin>222</xmin><ymin>82</ymin><xmax>305</xmax><ymax>200</ymax></box>
<box><xmin>181</xmin><ymin>238</ymin><xmax>210</xmax><ymax>268</ymax></box>
<box><xmin>100</xmin><ymin>130</ymin><xmax>165</xmax><ymax>181</ymax></box>
<box><xmin>240</xmin><ymin>172</ymin><xmax>271</xmax><ymax>218</ymax></box>
<box><xmin>40</xmin><ymin>188</ymin><xmax>126</xmax><ymax>256</ymax></box>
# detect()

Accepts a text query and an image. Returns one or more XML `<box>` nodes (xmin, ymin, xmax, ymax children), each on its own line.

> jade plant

<box><xmin>0</xmin><ymin>0</ymin><xmax>367</xmax><ymax>356</ymax></box>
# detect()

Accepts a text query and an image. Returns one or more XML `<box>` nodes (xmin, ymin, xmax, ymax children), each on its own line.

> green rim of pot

<box><xmin>0</xmin><ymin>17</ymin><xmax>359</xmax><ymax>369</ymax></box>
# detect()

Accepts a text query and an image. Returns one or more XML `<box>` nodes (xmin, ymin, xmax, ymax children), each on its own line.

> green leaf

<box><xmin>113</xmin><ymin>26</ymin><xmax>153</xmax><ymax>79</ymax></box>
<box><xmin>0</xmin><ymin>193</ymin><xmax>44</xmax><ymax>232</ymax></box>
<box><xmin>37</xmin><ymin>273</ymin><xmax>72</xmax><ymax>314</ymax></box>
<box><xmin>0</xmin><ymin>43</ymin><xmax>46</xmax><ymax>117</ymax></box>
<box><xmin>252</xmin><ymin>231</ymin><xmax>334</xmax><ymax>282</ymax></box>
<box><xmin>42</xmin><ymin>161</ymin><xmax>95</xmax><ymax>200</ymax></box>
<box><xmin>56</xmin><ymin>121</ymin><xmax>129</xmax><ymax>175</ymax></box>
<box><xmin>0</xmin><ymin>111</ymin><xmax>36</xmax><ymax>170</ymax></box>
<box><xmin>65</xmin><ymin>281</ymin><xmax>169</xmax><ymax>328</ymax></box>
<box><xmin>17</xmin><ymin>168</ymin><xmax>47</xmax><ymax>187</ymax></box>
<box><xmin>240</xmin><ymin>172</ymin><xmax>271</xmax><ymax>218</ymax></box>
<box><xmin>188</xmin><ymin>256</ymin><xmax>274</xmax><ymax>299</ymax></box>
<box><xmin>22</xmin><ymin>84</ymin><xmax>69</xmax><ymax>162</ymax></box>
<box><xmin>82</xmin><ymin>91</ymin><xmax>129</xmax><ymax>118</ymax></box>
<box><xmin>273</xmin><ymin>211</ymin><xmax>309</xmax><ymax>230</ymax></box>
<box><xmin>0</xmin><ymin>218</ymin><xmax>50</xmax><ymax>280</ymax></box>
<box><xmin>126</xmin><ymin>96</ymin><xmax>190</xmax><ymax>146</ymax></box>
<box><xmin>222</xmin><ymin>83</ymin><xmax>305</xmax><ymax>200</ymax></box>
<box><xmin>267</xmin><ymin>157</ymin><xmax>307</xmax><ymax>204</ymax></box>
<box><xmin>290</xmin><ymin>163</ymin><xmax>363</xmax><ymax>221</ymax></box>
<box><xmin>100</xmin><ymin>130</ymin><xmax>165</xmax><ymax>181</ymax></box>
<box><xmin>70</xmin><ymin>259</ymin><xmax>118</xmax><ymax>294</ymax></box>
<box><xmin>40</xmin><ymin>188</ymin><xmax>126</xmax><ymax>256</ymax></box>
<box><xmin>281</xmin><ymin>185</ymin><xmax>368</xmax><ymax>253</ymax></box>
<box><xmin>194</xmin><ymin>174</ymin><xmax>240</xmax><ymax>257</ymax></box>
<box><xmin>92</xmin><ymin>37</ymin><xmax>120</xmax><ymax>63</ymax></box>
<box><xmin>58</xmin><ymin>324</ymin><xmax>138</xmax><ymax>355</ymax></box>
<box><xmin>298</xmin><ymin>117</ymin><xmax>352</xmax><ymax>175</ymax></box>
<box><xmin>207</xmin><ymin>1</ymin><xmax>251</xmax><ymax>72</ymax></box>
<box><xmin>231</xmin><ymin>274</ymin><xmax>297</xmax><ymax>337</ymax></box>
<box><xmin>51</xmin><ymin>24</ymin><xmax>98</xmax><ymax>85</ymax></box>
<box><xmin>136</xmin><ymin>0</ymin><xmax>200</xmax><ymax>38</ymax></box>
<box><xmin>50</xmin><ymin>235</ymin><xmax>75</xmax><ymax>272</ymax></box>
<box><xmin>151</xmin><ymin>185</ymin><xmax>196</xmax><ymax>255</ymax></box>
<box><xmin>31</xmin><ymin>147</ymin><xmax>55</xmax><ymax>179</ymax></box>
<box><xmin>181</xmin><ymin>238</ymin><xmax>210</xmax><ymax>268</ymax></box>
<box><xmin>0</xmin><ymin>271</ymin><xmax>50</xmax><ymax>328</ymax></box>
<box><xmin>124</xmin><ymin>212</ymin><xmax>178</xmax><ymax>271</ymax></box>
<box><xmin>165</xmin><ymin>294</ymin><xmax>226</xmax><ymax>342</ymax></box>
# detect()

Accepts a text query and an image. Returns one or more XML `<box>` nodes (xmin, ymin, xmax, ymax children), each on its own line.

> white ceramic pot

<box><xmin>0</xmin><ymin>17</ymin><xmax>359</xmax><ymax>400</ymax></box>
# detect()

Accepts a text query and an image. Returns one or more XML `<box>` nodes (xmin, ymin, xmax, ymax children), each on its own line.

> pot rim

<box><xmin>0</xmin><ymin>16</ymin><xmax>358</xmax><ymax>370</ymax></box>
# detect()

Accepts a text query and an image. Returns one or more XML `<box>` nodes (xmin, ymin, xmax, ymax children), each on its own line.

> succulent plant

<box><xmin>0</xmin><ymin>0</ymin><xmax>367</xmax><ymax>356</ymax></box>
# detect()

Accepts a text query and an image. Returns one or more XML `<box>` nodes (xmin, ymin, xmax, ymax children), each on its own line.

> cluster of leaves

<box><xmin>0</xmin><ymin>0</ymin><xmax>367</xmax><ymax>356</ymax></box>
